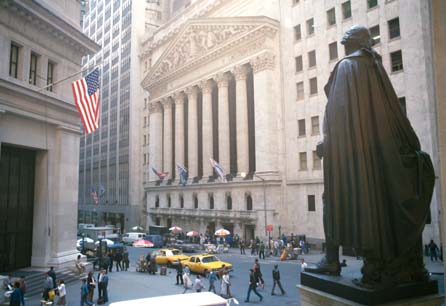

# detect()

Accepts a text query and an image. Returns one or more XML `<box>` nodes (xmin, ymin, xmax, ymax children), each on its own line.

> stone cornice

<box><xmin>250</xmin><ymin>51</ymin><xmax>276</xmax><ymax>73</ymax></box>
<box><xmin>232</xmin><ymin>65</ymin><xmax>250</xmax><ymax>81</ymax></box>
<box><xmin>141</xmin><ymin>17</ymin><xmax>279</xmax><ymax>91</ymax></box>
<box><xmin>185</xmin><ymin>86</ymin><xmax>199</xmax><ymax>99</ymax></box>
<box><xmin>148</xmin><ymin>102</ymin><xmax>162</xmax><ymax>113</ymax></box>
<box><xmin>215</xmin><ymin>72</ymin><xmax>230</xmax><ymax>88</ymax></box>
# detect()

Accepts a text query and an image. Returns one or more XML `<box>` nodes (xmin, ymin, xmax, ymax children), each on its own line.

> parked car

<box><xmin>152</xmin><ymin>248</ymin><xmax>190</xmax><ymax>266</ymax></box>
<box><xmin>122</xmin><ymin>232</ymin><xmax>145</xmax><ymax>245</ymax></box>
<box><xmin>144</xmin><ymin>234</ymin><xmax>164</xmax><ymax>248</ymax></box>
<box><xmin>167</xmin><ymin>239</ymin><xmax>199</xmax><ymax>253</ymax></box>
<box><xmin>181</xmin><ymin>253</ymin><xmax>233</xmax><ymax>275</ymax></box>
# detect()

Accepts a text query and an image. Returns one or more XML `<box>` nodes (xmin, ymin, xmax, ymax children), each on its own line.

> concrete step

<box><xmin>23</xmin><ymin>268</ymin><xmax>84</xmax><ymax>298</ymax></box>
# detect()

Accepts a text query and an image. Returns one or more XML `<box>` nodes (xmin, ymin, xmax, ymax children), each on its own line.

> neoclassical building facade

<box><xmin>140</xmin><ymin>0</ymin><xmax>442</xmax><ymax>245</ymax></box>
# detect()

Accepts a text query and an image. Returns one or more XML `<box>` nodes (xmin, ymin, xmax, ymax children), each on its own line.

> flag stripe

<box><xmin>79</xmin><ymin>79</ymin><xmax>97</xmax><ymax>129</ymax></box>
<box><xmin>72</xmin><ymin>81</ymin><xmax>93</xmax><ymax>133</ymax></box>
<box><xmin>75</xmin><ymin>80</ymin><xmax>95</xmax><ymax>133</ymax></box>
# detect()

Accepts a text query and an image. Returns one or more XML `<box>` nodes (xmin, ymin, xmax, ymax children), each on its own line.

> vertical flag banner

<box><xmin>151</xmin><ymin>167</ymin><xmax>169</xmax><ymax>180</ymax></box>
<box><xmin>176</xmin><ymin>163</ymin><xmax>188</xmax><ymax>186</ymax></box>
<box><xmin>90</xmin><ymin>187</ymin><xmax>99</xmax><ymax>204</ymax></box>
<box><xmin>210</xmin><ymin>158</ymin><xmax>227</xmax><ymax>183</ymax></box>
<box><xmin>71</xmin><ymin>68</ymin><xmax>100</xmax><ymax>134</ymax></box>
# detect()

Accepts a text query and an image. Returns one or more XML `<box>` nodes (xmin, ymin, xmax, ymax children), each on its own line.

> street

<box><xmin>24</xmin><ymin>246</ymin><xmax>444</xmax><ymax>306</ymax></box>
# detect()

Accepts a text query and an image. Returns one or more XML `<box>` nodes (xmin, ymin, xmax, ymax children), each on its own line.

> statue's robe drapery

<box><xmin>323</xmin><ymin>49</ymin><xmax>435</xmax><ymax>260</ymax></box>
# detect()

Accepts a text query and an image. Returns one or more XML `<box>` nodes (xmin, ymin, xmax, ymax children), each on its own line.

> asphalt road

<box><xmin>25</xmin><ymin>246</ymin><xmax>444</xmax><ymax>306</ymax></box>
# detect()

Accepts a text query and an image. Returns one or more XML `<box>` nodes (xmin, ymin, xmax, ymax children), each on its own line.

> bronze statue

<box><xmin>307</xmin><ymin>25</ymin><xmax>435</xmax><ymax>289</ymax></box>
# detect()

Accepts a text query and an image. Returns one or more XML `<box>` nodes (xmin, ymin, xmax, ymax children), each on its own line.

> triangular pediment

<box><xmin>142</xmin><ymin>16</ymin><xmax>279</xmax><ymax>88</ymax></box>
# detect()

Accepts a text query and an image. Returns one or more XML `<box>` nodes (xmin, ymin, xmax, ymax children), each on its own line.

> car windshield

<box><xmin>171</xmin><ymin>250</ymin><xmax>180</xmax><ymax>255</ymax></box>
<box><xmin>201</xmin><ymin>256</ymin><xmax>219</xmax><ymax>263</ymax></box>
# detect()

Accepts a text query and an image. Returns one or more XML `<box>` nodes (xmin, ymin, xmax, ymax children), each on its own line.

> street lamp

<box><xmin>240</xmin><ymin>172</ymin><xmax>268</xmax><ymax>242</ymax></box>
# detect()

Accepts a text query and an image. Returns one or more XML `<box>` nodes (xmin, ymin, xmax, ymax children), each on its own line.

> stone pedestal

<box><xmin>299</xmin><ymin>271</ymin><xmax>443</xmax><ymax>306</ymax></box>
<box><xmin>298</xmin><ymin>285</ymin><xmax>443</xmax><ymax>306</ymax></box>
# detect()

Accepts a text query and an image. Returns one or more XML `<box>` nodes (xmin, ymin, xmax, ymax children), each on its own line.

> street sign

<box><xmin>266</xmin><ymin>225</ymin><xmax>273</xmax><ymax>232</ymax></box>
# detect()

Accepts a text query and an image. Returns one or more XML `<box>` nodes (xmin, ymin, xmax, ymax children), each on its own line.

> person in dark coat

<box><xmin>107</xmin><ymin>252</ymin><xmax>113</xmax><ymax>273</ymax></box>
<box><xmin>429</xmin><ymin>240</ymin><xmax>440</xmax><ymax>261</ymax></box>
<box><xmin>123</xmin><ymin>249</ymin><xmax>130</xmax><ymax>271</ymax></box>
<box><xmin>244</xmin><ymin>269</ymin><xmax>262</xmax><ymax>303</ymax></box>
<box><xmin>306</xmin><ymin>25</ymin><xmax>435</xmax><ymax>287</ymax></box>
<box><xmin>115</xmin><ymin>252</ymin><xmax>123</xmax><ymax>272</ymax></box>
<box><xmin>9</xmin><ymin>282</ymin><xmax>22</xmax><ymax>306</ymax></box>
<box><xmin>48</xmin><ymin>267</ymin><xmax>56</xmax><ymax>288</ymax></box>
<box><xmin>176</xmin><ymin>259</ymin><xmax>184</xmax><ymax>285</ymax></box>
<box><xmin>271</xmin><ymin>265</ymin><xmax>285</xmax><ymax>295</ymax></box>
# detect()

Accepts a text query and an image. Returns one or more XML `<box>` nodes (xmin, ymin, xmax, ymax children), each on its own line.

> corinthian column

<box><xmin>233</xmin><ymin>65</ymin><xmax>250</xmax><ymax>175</ymax></box>
<box><xmin>149</xmin><ymin>102</ymin><xmax>163</xmax><ymax>181</ymax></box>
<box><xmin>186</xmin><ymin>86</ymin><xmax>198</xmax><ymax>178</ymax></box>
<box><xmin>174</xmin><ymin>92</ymin><xmax>185</xmax><ymax>178</ymax></box>
<box><xmin>249</xmin><ymin>52</ymin><xmax>278</xmax><ymax>173</ymax></box>
<box><xmin>162</xmin><ymin>98</ymin><xmax>173</xmax><ymax>177</ymax></box>
<box><xmin>200</xmin><ymin>80</ymin><xmax>214</xmax><ymax>178</ymax></box>
<box><xmin>216</xmin><ymin>72</ymin><xmax>231</xmax><ymax>175</ymax></box>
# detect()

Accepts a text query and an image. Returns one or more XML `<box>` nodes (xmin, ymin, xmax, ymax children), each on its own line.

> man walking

<box><xmin>253</xmin><ymin>258</ymin><xmax>264</xmax><ymax>288</ymax></box>
<box><xmin>42</xmin><ymin>272</ymin><xmax>53</xmax><ymax>301</ymax></box>
<box><xmin>271</xmin><ymin>265</ymin><xmax>286</xmax><ymax>295</ymax></box>
<box><xmin>429</xmin><ymin>240</ymin><xmax>440</xmax><ymax>261</ymax></box>
<box><xmin>176</xmin><ymin>259</ymin><xmax>184</xmax><ymax>285</ymax></box>
<box><xmin>245</xmin><ymin>269</ymin><xmax>263</xmax><ymax>303</ymax></box>
<box><xmin>98</xmin><ymin>269</ymin><xmax>109</xmax><ymax>303</ymax></box>
<box><xmin>206</xmin><ymin>269</ymin><xmax>217</xmax><ymax>293</ymax></box>
<box><xmin>48</xmin><ymin>267</ymin><xmax>57</xmax><ymax>289</ymax></box>
<box><xmin>259</xmin><ymin>242</ymin><xmax>265</xmax><ymax>259</ymax></box>
<box><xmin>80</xmin><ymin>278</ymin><xmax>94</xmax><ymax>306</ymax></box>
<box><xmin>115</xmin><ymin>252</ymin><xmax>123</xmax><ymax>272</ymax></box>
<box><xmin>240</xmin><ymin>239</ymin><xmax>245</xmax><ymax>255</ymax></box>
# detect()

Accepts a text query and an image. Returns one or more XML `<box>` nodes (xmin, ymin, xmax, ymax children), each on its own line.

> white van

<box><xmin>109</xmin><ymin>292</ymin><xmax>230</xmax><ymax>306</ymax></box>
<box><xmin>122</xmin><ymin>232</ymin><xmax>145</xmax><ymax>245</ymax></box>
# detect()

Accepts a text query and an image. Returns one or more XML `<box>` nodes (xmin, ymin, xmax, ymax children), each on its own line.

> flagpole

<box><xmin>36</xmin><ymin>62</ymin><xmax>102</xmax><ymax>92</ymax></box>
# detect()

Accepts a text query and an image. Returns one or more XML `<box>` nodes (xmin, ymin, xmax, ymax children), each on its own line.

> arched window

<box><xmin>155</xmin><ymin>195</ymin><xmax>159</xmax><ymax>208</ymax></box>
<box><xmin>246</xmin><ymin>194</ymin><xmax>253</xmax><ymax>211</ymax></box>
<box><xmin>180</xmin><ymin>195</ymin><xmax>184</xmax><ymax>209</ymax></box>
<box><xmin>227</xmin><ymin>195</ymin><xmax>232</xmax><ymax>210</ymax></box>
<box><xmin>209</xmin><ymin>194</ymin><xmax>214</xmax><ymax>210</ymax></box>
<box><xmin>167</xmin><ymin>194</ymin><xmax>171</xmax><ymax>208</ymax></box>
<box><xmin>194</xmin><ymin>194</ymin><xmax>198</xmax><ymax>209</ymax></box>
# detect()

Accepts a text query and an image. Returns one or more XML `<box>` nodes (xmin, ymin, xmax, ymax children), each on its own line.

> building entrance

<box><xmin>0</xmin><ymin>145</ymin><xmax>36</xmax><ymax>272</ymax></box>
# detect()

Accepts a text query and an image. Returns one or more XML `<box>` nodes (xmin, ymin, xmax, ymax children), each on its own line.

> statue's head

<box><xmin>341</xmin><ymin>25</ymin><xmax>373</xmax><ymax>55</ymax></box>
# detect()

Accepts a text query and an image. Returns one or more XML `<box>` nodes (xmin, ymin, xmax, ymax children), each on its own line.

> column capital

<box><xmin>185</xmin><ymin>86</ymin><xmax>198</xmax><ymax>99</ymax></box>
<box><xmin>249</xmin><ymin>52</ymin><xmax>276</xmax><ymax>74</ymax></box>
<box><xmin>148</xmin><ymin>102</ymin><xmax>162</xmax><ymax>113</ymax></box>
<box><xmin>232</xmin><ymin>65</ymin><xmax>249</xmax><ymax>81</ymax></box>
<box><xmin>162</xmin><ymin>98</ymin><xmax>173</xmax><ymax>109</ymax></box>
<box><xmin>215</xmin><ymin>72</ymin><xmax>230</xmax><ymax>88</ymax></box>
<box><xmin>173</xmin><ymin>92</ymin><xmax>186</xmax><ymax>104</ymax></box>
<box><xmin>199</xmin><ymin>79</ymin><xmax>214</xmax><ymax>94</ymax></box>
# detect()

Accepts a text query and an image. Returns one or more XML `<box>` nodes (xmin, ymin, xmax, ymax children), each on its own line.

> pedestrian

<box><xmin>98</xmin><ymin>269</ymin><xmax>109</xmax><ymax>303</ymax></box>
<box><xmin>107</xmin><ymin>252</ymin><xmax>113</xmax><ymax>273</ymax></box>
<box><xmin>87</xmin><ymin>271</ymin><xmax>96</xmax><ymax>302</ymax></box>
<box><xmin>123</xmin><ymin>249</ymin><xmax>130</xmax><ymax>271</ymax></box>
<box><xmin>429</xmin><ymin>240</ymin><xmax>440</xmax><ymax>261</ymax></box>
<box><xmin>221</xmin><ymin>271</ymin><xmax>231</xmax><ymax>298</ymax></box>
<box><xmin>206</xmin><ymin>269</ymin><xmax>217</xmax><ymax>293</ymax></box>
<box><xmin>75</xmin><ymin>255</ymin><xmax>85</xmax><ymax>275</ymax></box>
<box><xmin>149</xmin><ymin>254</ymin><xmax>157</xmax><ymax>274</ymax></box>
<box><xmin>3</xmin><ymin>274</ymin><xmax>13</xmax><ymax>291</ymax></box>
<box><xmin>271</xmin><ymin>265</ymin><xmax>286</xmax><ymax>295</ymax></box>
<box><xmin>193</xmin><ymin>275</ymin><xmax>204</xmax><ymax>292</ymax></box>
<box><xmin>259</xmin><ymin>242</ymin><xmax>265</xmax><ymax>259</ymax></box>
<box><xmin>176</xmin><ymin>259</ymin><xmax>184</xmax><ymax>285</ymax></box>
<box><xmin>300</xmin><ymin>258</ymin><xmax>307</xmax><ymax>271</ymax></box>
<box><xmin>80</xmin><ymin>278</ymin><xmax>94</xmax><ymax>306</ymax></box>
<box><xmin>244</xmin><ymin>269</ymin><xmax>263</xmax><ymax>303</ymax></box>
<box><xmin>9</xmin><ymin>281</ymin><xmax>22</xmax><ymax>306</ymax></box>
<box><xmin>115</xmin><ymin>251</ymin><xmax>123</xmax><ymax>271</ymax></box>
<box><xmin>183</xmin><ymin>269</ymin><xmax>192</xmax><ymax>294</ymax></box>
<box><xmin>56</xmin><ymin>279</ymin><xmax>66</xmax><ymax>306</ymax></box>
<box><xmin>19</xmin><ymin>276</ymin><xmax>27</xmax><ymax>306</ymax></box>
<box><xmin>48</xmin><ymin>267</ymin><xmax>57</xmax><ymax>289</ymax></box>
<box><xmin>273</xmin><ymin>240</ymin><xmax>279</xmax><ymax>257</ymax></box>
<box><xmin>299</xmin><ymin>240</ymin><xmax>306</xmax><ymax>254</ymax></box>
<box><xmin>240</xmin><ymin>239</ymin><xmax>245</xmax><ymax>255</ymax></box>
<box><xmin>340</xmin><ymin>259</ymin><xmax>347</xmax><ymax>267</ymax></box>
<box><xmin>250</xmin><ymin>240</ymin><xmax>256</xmax><ymax>255</ymax></box>
<box><xmin>253</xmin><ymin>258</ymin><xmax>264</xmax><ymax>288</ymax></box>
<box><xmin>42</xmin><ymin>272</ymin><xmax>53</xmax><ymax>301</ymax></box>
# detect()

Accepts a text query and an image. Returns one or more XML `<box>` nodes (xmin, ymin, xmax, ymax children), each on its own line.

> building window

<box><xmin>368</xmin><ymin>0</ymin><xmax>378</xmax><ymax>9</ymax></box>
<box><xmin>167</xmin><ymin>195</ymin><xmax>171</xmax><ymax>208</ymax></box>
<box><xmin>294</xmin><ymin>24</ymin><xmax>302</xmax><ymax>41</ymax></box>
<box><xmin>369</xmin><ymin>25</ymin><xmax>380</xmax><ymax>45</ymax></box>
<box><xmin>306</xmin><ymin>18</ymin><xmax>314</xmax><ymax>35</ymax></box>
<box><xmin>298</xmin><ymin>119</ymin><xmax>306</xmax><ymax>137</ymax></box>
<box><xmin>194</xmin><ymin>195</ymin><xmax>199</xmax><ymax>209</ymax></box>
<box><xmin>391</xmin><ymin>50</ymin><xmax>403</xmax><ymax>72</ymax></box>
<box><xmin>295</xmin><ymin>56</ymin><xmax>303</xmax><ymax>72</ymax></box>
<box><xmin>329</xmin><ymin>42</ymin><xmax>338</xmax><ymax>60</ymax></box>
<box><xmin>143</xmin><ymin>153</ymin><xmax>146</xmax><ymax>164</ymax></box>
<box><xmin>388</xmin><ymin>17</ymin><xmax>400</xmax><ymax>39</ymax></box>
<box><xmin>342</xmin><ymin>1</ymin><xmax>352</xmax><ymax>20</ymax></box>
<box><xmin>399</xmin><ymin>97</ymin><xmax>407</xmax><ymax>116</ymax></box>
<box><xmin>309</xmin><ymin>77</ymin><xmax>318</xmax><ymax>95</ymax></box>
<box><xmin>308</xmin><ymin>195</ymin><xmax>316</xmax><ymax>211</ymax></box>
<box><xmin>47</xmin><ymin>62</ymin><xmax>54</xmax><ymax>92</ymax></box>
<box><xmin>308</xmin><ymin>50</ymin><xmax>316</xmax><ymax>68</ymax></box>
<box><xmin>155</xmin><ymin>217</ymin><xmax>160</xmax><ymax>225</ymax></box>
<box><xmin>311</xmin><ymin>116</ymin><xmax>320</xmax><ymax>135</ymax></box>
<box><xmin>299</xmin><ymin>152</ymin><xmax>308</xmax><ymax>170</ymax></box>
<box><xmin>180</xmin><ymin>195</ymin><xmax>184</xmax><ymax>208</ymax></box>
<box><xmin>227</xmin><ymin>195</ymin><xmax>232</xmax><ymax>210</ymax></box>
<box><xmin>155</xmin><ymin>195</ymin><xmax>159</xmax><ymax>208</ymax></box>
<box><xmin>327</xmin><ymin>8</ymin><xmax>336</xmax><ymax>26</ymax></box>
<box><xmin>208</xmin><ymin>195</ymin><xmax>213</xmax><ymax>209</ymax></box>
<box><xmin>246</xmin><ymin>195</ymin><xmax>253</xmax><ymax>211</ymax></box>
<box><xmin>313</xmin><ymin>151</ymin><xmax>322</xmax><ymax>169</ymax></box>
<box><xmin>9</xmin><ymin>43</ymin><xmax>19</xmax><ymax>78</ymax></box>
<box><xmin>143</xmin><ymin>135</ymin><xmax>147</xmax><ymax>145</ymax></box>
<box><xmin>296</xmin><ymin>82</ymin><xmax>304</xmax><ymax>100</ymax></box>
<box><xmin>29</xmin><ymin>52</ymin><xmax>38</xmax><ymax>85</ymax></box>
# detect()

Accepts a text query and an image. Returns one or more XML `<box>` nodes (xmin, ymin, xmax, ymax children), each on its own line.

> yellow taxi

<box><xmin>181</xmin><ymin>253</ymin><xmax>233</xmax><ymax>274</ymax></box>
<box><xmin>152</xmin><ymin>248</ymin><xmax>190</xmax><ymax>266</ymax></box>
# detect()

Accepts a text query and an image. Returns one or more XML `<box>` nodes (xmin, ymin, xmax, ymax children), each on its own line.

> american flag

<box><xmin>210</xmin><ymin>158</ymin><xmax>227</xmax><ymax>183</ymax></box>
<box><xmin>176</xmin><ymin>163</ymin><xmax>188</xmax><ymax>186</ymax></box>
<box><xmin>71</xmin><ymin>68</ymin><xmax>100</xmax><ymax>134</ymax></box>
<box><xmin>90</xmin><ymin>187</ymin><xmax>99</xmax><ymax>204</ymax></box>
<box><xmin>151</xmin><ymin>167</ymin><xmax>169</xmax><ymax>180</ymax></box>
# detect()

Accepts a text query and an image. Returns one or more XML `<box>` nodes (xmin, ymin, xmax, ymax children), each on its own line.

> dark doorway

<box><xmin>244</xmin><ymin>225</ymin><xmax>255</xmax><ymax>242</ymax></box>
<box><xmin>0</xmin><ymin>145</ymin><xmax>36</xmax><ymax>272</ymax></box>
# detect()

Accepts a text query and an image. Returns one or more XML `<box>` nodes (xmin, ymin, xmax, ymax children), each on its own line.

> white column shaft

<box><xmin>149</xmin><ymin>103</ymin><xmax>163</xmax><ymax>181</ymax></box>
<box><xmin>217</xmin><ymin>77</ymin><xmax>230</xmax><ymax>174</ymax></box>
<box><xmin>201</xmin><ymin>82</ymin><xmax>213</xmax><ymax>177</ymax></box>
<box><xmin>175</xmin><ymin>96</ymin><xmax>185</xmax><ymax>178</ymax></box>
<box><xmin>163</xmin><ymin>100</ymin><xmax>173</xmax><ymax>177</ymax></box>
<box><xmin>187</xmin><ymin>88</ymin><xmax>198</xmax><ymax>177</ymax></box>
<box><xmin>235</xmin><ymin>68</ymin><xmax>250</xmax><ymax>174</ymax></box>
